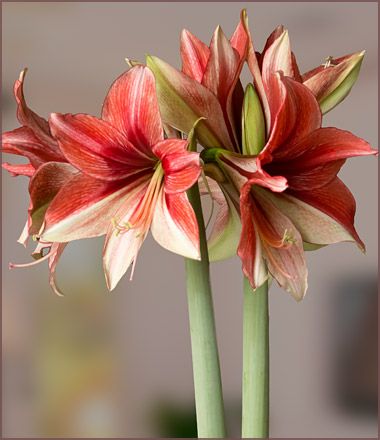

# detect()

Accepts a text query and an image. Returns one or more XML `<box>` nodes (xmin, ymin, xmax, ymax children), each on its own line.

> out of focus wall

<box><xmin>2</xmin><ymin>2</ymin><xmax>378</xmax><ymax>438</ymax></box>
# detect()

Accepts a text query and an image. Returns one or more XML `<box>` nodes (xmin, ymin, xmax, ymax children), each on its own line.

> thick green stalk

<box><xmin>242</xmin><ymin>278</ymin><xmax>269</xmax><ymax>438</ymax></box>
<box><xmin>185</xmin><ymin>182</ymin><xmax>226</xmax><ymax>438</ymax></box>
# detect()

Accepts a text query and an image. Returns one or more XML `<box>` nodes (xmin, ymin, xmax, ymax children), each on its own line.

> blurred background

<box><xmin>2</xmin><ymin>2</ymin><xmax>377</xmax><ymax>438</ymax></box>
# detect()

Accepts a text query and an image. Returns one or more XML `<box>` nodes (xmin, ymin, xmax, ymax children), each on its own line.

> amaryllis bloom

<box><xmin>39</xmin><ymin>65</ymin><xmax>201</xmax><ymax>290</ymax></box>
<box><xmin>2</xmin><ymin>69</ymin><xmax>76</xmax><ymax>294</ymax></box>
<box><xmin>146</xmin><ymin>10</ymin><xmax>376</xmax><ymax>300</ymax></box>
<box><xmin>205</xmin><ymin>71</ymin><xmax>376</xmax><ymax>300</ymax></box>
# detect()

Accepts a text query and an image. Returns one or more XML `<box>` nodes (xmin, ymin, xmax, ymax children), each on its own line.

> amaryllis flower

<box><xmin>2</xmin><ymin>69</ymin><xmax>76</xmax><ymax>294</ymax></box>
<box><xmin>205</xmin><ymin>72</ymin><xmax>376</xmax><ymax>300</ymax></box>
<box><xmin>147</xmin><ymin>10</ymin><xmax>376</xmax><ymax>300</ymax></box>
<box><xmin>39</xmin><ymin>65</ymin><xmax>201</xmax><ymax>290</ymax></box>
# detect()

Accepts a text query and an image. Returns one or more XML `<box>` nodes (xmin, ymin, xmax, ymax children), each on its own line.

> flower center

<box><xmin>112</xmin><ymin>163</ymin><xmax>164</xmax><ymax>236</ymax></box>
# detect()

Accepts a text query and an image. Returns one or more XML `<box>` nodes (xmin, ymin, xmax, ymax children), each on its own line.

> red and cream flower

<box><xmin>40</xmin><ymin>65</ymin><xmax>201</xmax><ymax>290</ymax></box>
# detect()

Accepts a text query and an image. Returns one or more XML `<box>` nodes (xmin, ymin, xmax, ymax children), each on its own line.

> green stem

<box><xmin>185</xmin><ymin>182</ymin><xmax>226</xmax><ymax>438</ymax></box>
<box><xmin>242</xmin><ymin>278</ymin><xmax>269</xmax><ymax>438</ymax></box>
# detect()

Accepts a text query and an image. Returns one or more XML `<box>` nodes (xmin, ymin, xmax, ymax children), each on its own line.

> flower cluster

<box><xmin>3</xmin><ymin>10</ymin><xmax>376</xmax><ymax>298</ymax></box>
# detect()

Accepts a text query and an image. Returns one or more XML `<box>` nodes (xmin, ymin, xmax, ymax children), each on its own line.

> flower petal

<box><xmin>28</xmin><ymin>161</ymin><xmax>78</xmax><ymax>235</ymax></box>
<box><xmin>146</xmin><ymin>55</ymin><xmax>234</xmax><ymax>149</ymax></box>
<box><xmin>2</xmin><ymin>162</ymin><xmax>35</xmax><ymax>177</ymax></box>
<box><xmin>260</xmin><ymin>73</ymin><xmax>321</xmax><ymax>164</ymax></box>
<box><xmin>206</xmin><ymin>179</ymin><xmax>242</xmax><ymax>261</ymax></box>
<box><xmin>102</xmin><ymin>65</ymin><xmax>163</xmax><ymax>154</ymax></box>
<box><xmin>151</xmin><ymin>189</ymin><xmax>200</xmax><ymax>260</ymax></box>
<box><xmin>287</xmin><ymin>177</ymin><xmax>365</xmax><ymax>251</ymax></box>
<box><xmin>252</xmin><ymin>188</ymin><xmax>308</xmax><ymax>301</ymax></box>
<box><xmin>14</xmin><ymin>69</ymin><xmax>60</xmax><ymax>153</ymax></box>
<box><xmin>103</xmin><ymin>186</ymin><xmax>149</xmax><ymax>291</ymax></box>
<box><xmin>274</xmin><ymin>127</ymin><xmax>378</xmax><ymax>168</ymax></box>
<box><xmin>262</xmin><ymin>29</ymin><xmax>294</xmax><ymax>86</ymax></box>
<box><xmin>258</xmin><ymin>187</ymin><xmax>361</xmax><ymax>248</ymax></box>
<box><xmin>153</xmin><ymin>138</ymin><xmax>200</xmax><ymax>194</ymax></box>
<box><xmin>162</xmin><ymin>152</ymin><xmax>201</xmax><ymax>194</ymax></box>
<box><xmin>152</xmin><ymin>138</ymin><xmax>188</xmax><ymax>158</ymax></box>
<box><xmin>180</xmin><ymin>29</ymin><xmax>210</xmax><ymax>82</ymax></box>
<box><xmin>201</xmin><ymin>20</ymin><xmax>249</xmax><ymax>151</ymax></box>
<box><xmin>230</xmin><ymin>16</ymin><xmax>249</xmax><ymax>60</ymax></box>
<box><xmin>202</xmin><ymin>25</ymin><xmax>240</xmax><ymax>104</ymax></box>
<box><xmin>49</xmin><ymin>113</ymin><xmax>152</xmax><ymax>180</ymax></box>
<box><xmin>2</xmin><ymin>126</ymin><xmax>64</xmax><ymax>169</ymax></box>
<box><xmin>48</xmin><ymin>243</ymin><xmax>67</xmax><ymax>296</ymax></box>
<box><xmin>237</xmin><ymin>184</ymin><xmax>268</xmax><ymax>289</ymax></box>
<box><xmin>303</xmin><ymin>51</ymin><xmax>365</xmax><ymax>114</ymax></box>
<box><xmin>41</xmin><ymin>173</ymin><xmax>150</xmax><ymax>242</ymax></box>
<box><xmin>240</xmin><ymin>10</ymin><xmax>271</xmax><ymax>135</ymax></box>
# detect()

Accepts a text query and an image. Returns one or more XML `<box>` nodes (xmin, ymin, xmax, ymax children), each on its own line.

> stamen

<box><xmin>323</xmin><ymin>55</ymin><xmax>334</xmax><ymax>68</ymax></box>
<box><xmin>111</xmin><ymin>164</ymin><xmax>164</xmax><ymax>237</ymax></box>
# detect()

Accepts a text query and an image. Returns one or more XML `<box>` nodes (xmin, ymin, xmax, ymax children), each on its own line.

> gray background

<box><xmin>2</xmin><ymin>2</ymin><xmax>378</xmax><ymax>438</ymax></box>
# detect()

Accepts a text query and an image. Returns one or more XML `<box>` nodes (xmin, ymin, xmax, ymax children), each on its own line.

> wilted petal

<box><xmin>102</xmin><ymin>65</ymin><xmax>163</xmax><ymax>154</ymax></box>
<box><xmin>181</xmin><ymin>29</ymin><xmax>210</xmax><ymax>82</ymax></box>
<box><xmin>151</xmin><ymin>189</ymin><xmax>200</xmax><ymax>260</ymax></box>
<box><xmin>49</xmin><ymin>113</ymin><xmax>152</xmax><ymax>180</ymax></box>
<box><xmin>146</xmin><ymin>55</ymin><xmax>234</xmax><ymax>149</ymax></box>
<box><xmin>42</xmin><ymin>173</ymin><xmax>150</xmax><ymax>242</ymax></box>
<box><xmin>303</xmin><ymin>51</ymin><xmax>365</xmax><ymax>114</ymax></box>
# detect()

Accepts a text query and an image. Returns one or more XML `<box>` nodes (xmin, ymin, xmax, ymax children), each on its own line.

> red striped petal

<box><xmin>202</xmin><ymin>26</ymin><xmax>243</xmax><ymax>149</ymax></box>
<box><xmin>42</xmin><ymin>173</ymin><xmax>150</xmax><ymax>242</ymax></box>
<box><xmin>162</xmin><ymin>150</ymin><xmax>200</xmax><ymax>194</ymax></box>
<box><xmin>181</xmin><ymin>29</ymin><xmax>210</xmax><ymax>82</ymax></box>
<box><xmin>2</xmin><ymin>162</ymin><xmax>35</xmax><ymax>177</ymax></box>
<box><xmin>253</xmin><ymin>188</ymin><xmax>308</xmax><ymax>300</ymax></box>
<box><xmin>14</xmin><ymin>69</ymin><xmax>62</xmax><ymax>154</ymax></box>
<box><xmin>287</xmin><ymin>177</ymin><xmax>365</xmax><ymax>251</ymax></box>
<box><xmin>102</xmin><ymin>65</ymin><xmax>163</xmax><ymax>155</ymax></box>
<box><xmin>28</xmin><ymin>162</ymin><xmax>78</xmax><ymax>235</ymax></box>
<box><xmin>49</xmin><ymin>113</ymin><xmax>152</xmax><ymax>180</ymax></box>
<box><xmin>260</xmin><ymin>73</ymin><xmax>321</xmax><ymax>164</ymax></box>
<box><xmin>151</xmin><ymin>190</ymin><xmax>200</xmax><ymax>260</ymax></box>
<box><xmin>2</xmin><ymin>126</ymin><xmax>64</xmax><ymax>169</ymax></box>
<box><xmin>237</xmin><ymin>187</ymin><xmax>268</xmax><ymax>289</ymax></box>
